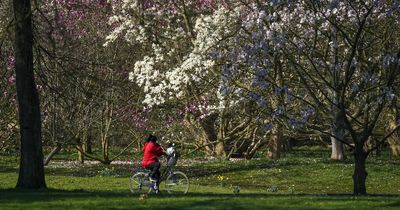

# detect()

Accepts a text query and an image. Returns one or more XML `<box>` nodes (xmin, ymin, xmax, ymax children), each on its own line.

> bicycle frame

<box><xmin>142</xmin><ymin>155</ymin><xmax>177</xmax><ymax>184</ymax></box>
<box><xmin>130</xmin><ymin>145</ymin><xmax>189</xmax><ymax>194</ymax></box>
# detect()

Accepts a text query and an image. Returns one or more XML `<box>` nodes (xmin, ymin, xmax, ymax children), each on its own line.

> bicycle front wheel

<box><xmin>165</xmin><ymin>171</ymin><xmax>189</xmax><ymax>194</ymax></box>
<box><xmin>129</xmin><ymin>172</ymin><xmax>151</xmax><ymax>194</ymax></box>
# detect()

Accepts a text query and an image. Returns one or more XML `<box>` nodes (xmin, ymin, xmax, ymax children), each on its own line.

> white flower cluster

<box><xmin>104</xmin><ymin>0</ymin><xmax>149</xmax><ymax>47</ymax></box>
<box><xmin>105</xmin><ymin>2</ymin><xmax>243</xmax><ymax>108</ymax></box>
<box><xmin>194</xmin><ymin>6</ymin><xmax>240</xmax><ymax>53</ymax></box>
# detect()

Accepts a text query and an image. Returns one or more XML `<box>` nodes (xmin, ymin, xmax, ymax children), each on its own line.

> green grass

<box><xmin>1</xmin><ymin>148</ymin><xmax>400</xmax><ymax>209</ymax></box>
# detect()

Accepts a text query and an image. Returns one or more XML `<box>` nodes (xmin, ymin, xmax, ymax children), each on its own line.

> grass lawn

<box><xmin>1</xmin><ymin>148</ymin><xmax>400</xmax><ymax>209</ymax></box>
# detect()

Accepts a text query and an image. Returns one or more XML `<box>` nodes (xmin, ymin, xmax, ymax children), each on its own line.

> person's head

<box><xmin>146</xmin><ymin>134</ymin><xmax>158</xmax><ymax>143</ymax></box>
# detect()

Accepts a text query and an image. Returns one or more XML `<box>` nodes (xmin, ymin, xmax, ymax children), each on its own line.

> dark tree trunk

<box><xmin>84</xmin><ymin>135</ymin><xmax>93</xmax><ymax>154</ymax></box>
<box><xmin>352</xmin><ymin>146</ymin><xmax>368</xmax><ymax>195</ymax></box>
<box><xmin>14</xmin><ymin>0</ymin><xmax>46</xmax><ymax>189</ymax></box>
<box><xmin>199</xmin><ymin>113</ymin><xmax>220</xmax><ymax>156</ymax></box>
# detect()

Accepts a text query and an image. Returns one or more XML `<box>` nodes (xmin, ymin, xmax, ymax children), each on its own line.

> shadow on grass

<box><xmin>1</xmin><ymin>188</ymin><xmax>399</xmax><ymax>210</ymax></box>
<box><xmin>180</xmin><ymin>160</ymin><xmax>297</xmax><ymax>179</ymax></box>
<box><xmin>1</xmin><ymin>188</ymin><xmax>399</xmax><ymax>199</ymax></box>
<box><xmin>0</xmin><ymin>167</ymin><xmax>18</xmax><ymax>174</ymax></box>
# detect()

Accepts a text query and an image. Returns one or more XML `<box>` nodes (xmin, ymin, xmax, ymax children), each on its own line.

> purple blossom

<box><xmin>195</xmin><ymin>0</ymin><xmax>216</xmax><ymax>10</ymax></box>
<box><xmin>209</xmin><ymin>51</ymin><xmax>222</xmax><ymax>59</ymax></box>
<box><xmin>248</xmin><ymin>92</ymin><xmax>269</xmax><ymax>107</ymax></box>
<box><xmin>220</xmin><ymin>85</ymin><xmax>229</xmax><ymax>95</ymax></box>
<box><xmin>6</xmin><ymin>55</ymin><xmax>15</xmax><ymax>70</ymax></box>
<box><xmin>274</xmin><ymin>86</ymin><xmax>288</xmax><ymax>96</ymax></box>
<box><xmin>286</xmin><ymin>90</ymin><xmax>293</xmax><ymax>102</ymax></box>
<box><xmin>382</xmin><ymin>54</ymin><xmax>396</xmax><ymax>69</ymax></box>
<box><xmin>301</xmin><ymin>106</ymin><xmax>315</xmax><ymax>120</ymax></box>
<box><xmin>255</xmin><ymin>68</ymin><xmax>267</xmax><ymax>78</ymax></box>
<box><xmin>361</xmin><ymin>72</ymin><xmax>377</xmax><ymax>84</ymax></box>
<box><xmin>350</xmin><ymin>57</ymin><xmax>358</xmax><ymax>68</ymax></box>
<box><xmin>351</xmin><ymin>84</ymin><xmax>359</xmax><ymax>93</ymax></box>
<box><xmin>258</xmin><ymin>79</ymin><xmax>269</xmax><ymax>89</ymax></box>
<box><xmin>329</xmin><ymin>0</ymin><xmax>339</xmax><ymax>9</ymax></box>
<box><xmin>262</xmin><ymin>123</ymin><xmax>272</xmax><ymax>131</ymax></box>
<box><xmin>256</xmin><ymin>97</ymin><xmax>267</xmax><ymax>108</ymax></box>
<box><xmin>221</xmin><ymin>64</ymin><xmax>236</xmax><ymax>85</ymax></box>
<box><xmin>188</xmin><ymin>104</ymin><xmax>198</xmax><ymax>113</ymax></box>
<box><xmin>287</xmin><ymin>118</ymin><xmax>296</xmax><ymax>127</ymax></box>
<box><xmin>272</xmin><ymin>106</ymin><xmax>284</xmax><ymax>118</ymax></box>
<box><xmin>287</xmin><ymin>118</ymin><xmax>306</xmax><ymax>129</ymax></box>
<box><xmin>251</xmin><ymin>68</ymin><xmax>269</xmax><ymax>89</ymax></box>
<box><xmin>249</xmin><ymin>92</ymin><xmax>261</xmax><ymax>101</ymax></box>
<box><xmin>274</xmin><ymin>87</ymin><xmax>282</xmax><ymax>96</ymax></box>
<box><xmin>380</xmin><ymin>87</ymin><xmax>395</xmax><ymax>101</ymax></box>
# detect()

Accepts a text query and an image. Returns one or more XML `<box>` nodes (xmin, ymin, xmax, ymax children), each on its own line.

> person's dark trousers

<box><xmin>146</xmin><ymin>162</ymin><xmax>161</xmax><ymax>184</ymax></box>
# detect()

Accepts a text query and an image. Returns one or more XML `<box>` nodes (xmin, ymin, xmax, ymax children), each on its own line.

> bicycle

<box><xmin>129</xmin><ymin>144</ymin><xmax>189</xmax><ymax>194</ymax></box>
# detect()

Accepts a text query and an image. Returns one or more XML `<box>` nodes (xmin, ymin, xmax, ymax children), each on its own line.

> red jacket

<box><xmin>141</xmin><ymin>141</ymin><xmax>164</xmax><ymax>167</ymax></box>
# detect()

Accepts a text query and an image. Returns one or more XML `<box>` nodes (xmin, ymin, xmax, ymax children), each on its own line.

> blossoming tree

<box><xmin>106</xmin><ymin>0</ymin><xmax>267</xmax><ymax>157</ymax></box>
<box><xmin>35</xmin><ymin>0</ymin><xmax>148</xmax><ymax>164</ymax></box>
<box><xmin>110</xmin><ymin>0</ymin><xmax>400</xmax><ymax>195</ymax></box>
<box><xmin>0</xmin><ymin>1</ymin><xmax>18</xmax><ymax>153</ymax></box>
<box><xmin>275</xmin><ymin>0</ymin><xmax>400</xmax><ymax>195</ymax></box>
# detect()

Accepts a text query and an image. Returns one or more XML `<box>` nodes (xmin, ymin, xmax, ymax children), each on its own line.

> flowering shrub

<box><xmin>216</xmin><ymin>175</ymin><xmax>230</xmax><ymax>187</ymax></box>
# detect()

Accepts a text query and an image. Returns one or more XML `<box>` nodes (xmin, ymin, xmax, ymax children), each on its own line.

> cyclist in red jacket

<box><xmin>141</xmin><ymin>134</ymin><xmax>165</xmax><ymax>191</ymax></box>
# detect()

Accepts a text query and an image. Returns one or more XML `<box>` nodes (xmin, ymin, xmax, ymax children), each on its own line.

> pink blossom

<box><xmin>8</xmin><ymin>76</ymin><xmax>15</xmax><ymax>85</ymax></box>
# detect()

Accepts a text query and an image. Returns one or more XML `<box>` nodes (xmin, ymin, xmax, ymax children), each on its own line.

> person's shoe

<box><xmin>149</xmin><ymin>177</ymin><xmax>157</xmax><ymax>182</ymax></box>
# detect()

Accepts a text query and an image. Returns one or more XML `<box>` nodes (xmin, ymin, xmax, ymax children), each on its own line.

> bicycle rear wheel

<box><xmin>165</xmin><ymin>171</ymin><xmax>189</xmax><ymax>194</ymax></box>
<box><xmin>129</xmin><ymin>172</ymin><xmax>151</xmax><ymax>194</ymax></box>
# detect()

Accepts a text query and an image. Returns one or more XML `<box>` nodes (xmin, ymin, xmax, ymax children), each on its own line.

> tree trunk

<box><xmin>331</xmin><ymin>92</ymin><xmax>346</xmax><ymax>160</ymax></box>
<box><xmin>44</xmin><ymin>145</ymin><xmax>61</xmax><ymax>166</ymax></box>
<box><xmin>388</xmin><ymin>107</ymin><xmax>400</xmax><ymax>157</ymax></box>
<box><xmin>390</xmin><ymin>144</ymin><xmax>400</xmax><ymax>156</ymax></box>
<box><xmin>352</xmin><ymin>146</ymin><xmax>368</xmax><ymax>195</ymax></box>
<box><xmin>267</xmin><ymin>122</ymin><xmax>282</xmax><ymax>159</ymax></box>
<box><xmin>77</xmin><ymin>144</ymin><xmax>84</xmax><ymax>164</ymax></box>
<box><xmin>244</xmin><ymin>127</ymin><xmax>266</xmax><ymax>159</ymax></box>
<box><xmin>366</xmin><ymin>136</ymin><xmax>380</xmax><ymax>156</ymax></box>
<box><xmin>282</xmin><ymin>138</ymin><xmax>293</xmax><ymax>152</ymax></box>
<box><xmin>84</xmin><ymin>134</ymin><xmax>93</xmax><ymax>154</ymax></box>
<box><xmin>330</xmin><ymin>125</ymin><xmax>345</xmax><ymax>160</ymax></box>
<box><xmin>215</xmin><ymin>141</ymin><xmax>226</xmax><ymax>157</ymax></box>
<box><xmin>267</xmin><ymin>56</ymin><xmax>285</xmax><ymax>159</ymax></box>
<box><xmin>14</xmin><ymin>0</ymin><xmax>46</xmax><ymax>189</ymax></box>
<box><xmin>102</xmin><ymin>138</ymin><xmax>110</xmax><ymax>164</ymax></box>
<box><xmin>199</xmin><ymin>113</ymin><xmax>220</xmax><ymax>156</ymax></box>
